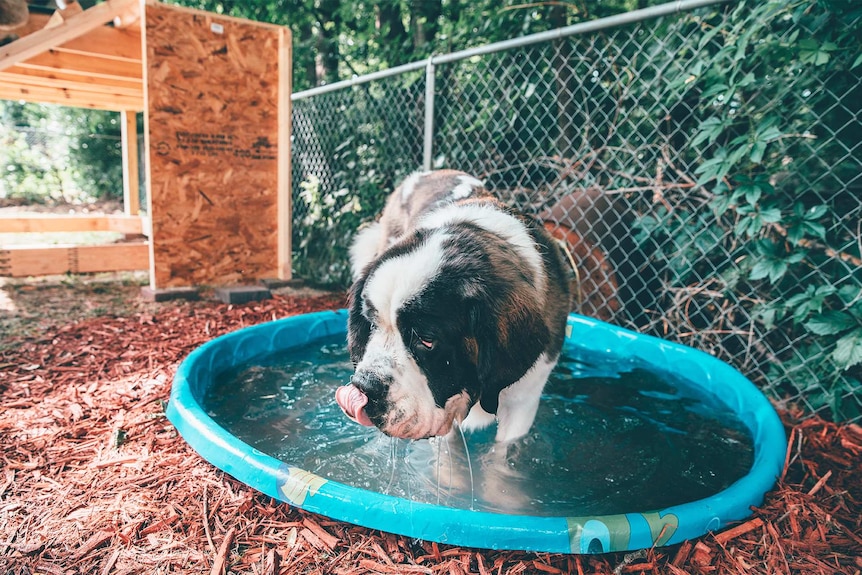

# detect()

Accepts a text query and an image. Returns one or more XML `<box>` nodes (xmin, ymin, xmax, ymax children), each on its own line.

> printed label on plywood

<box><xmin>169</xmin><ymin>131</ymin><xmax>277</xmax><ymax>160</ymax></box>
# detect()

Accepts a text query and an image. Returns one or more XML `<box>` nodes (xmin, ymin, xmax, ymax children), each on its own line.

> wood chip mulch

<box><xmin>1</xmin><ymin>293</ymin><xmax>860</xmax><ymax>575</ymax></box>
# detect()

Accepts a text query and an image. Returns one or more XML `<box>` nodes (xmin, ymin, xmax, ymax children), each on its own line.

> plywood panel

<box><xmin>144</xmin><ymin>2</ymin><xmax>290</xmax><ymax>288</ymax></box>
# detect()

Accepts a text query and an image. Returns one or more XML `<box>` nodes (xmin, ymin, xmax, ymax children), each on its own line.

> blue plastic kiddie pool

<box><xmin>166</xmin><ymin>310</ymin><xmax>786</xmax><ymax>554</ymax></box>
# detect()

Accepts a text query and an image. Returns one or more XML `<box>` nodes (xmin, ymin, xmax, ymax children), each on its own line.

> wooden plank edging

<box><xmin>0</xmin><ymin>243</ymin><xmax>150</xmax><ymax>276</ymax></box>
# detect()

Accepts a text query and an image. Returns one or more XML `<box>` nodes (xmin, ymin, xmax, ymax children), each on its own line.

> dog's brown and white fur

<box><xmin>341</xmin><ymin>170</ymin><xmax>572</xmax><ymax>443</ymax></box>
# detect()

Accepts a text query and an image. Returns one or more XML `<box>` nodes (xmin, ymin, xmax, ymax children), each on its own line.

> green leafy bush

<box><xmin>645</xmin><ymin>0</ymin><xmax>862</xmax><ymax>419</ymax></box>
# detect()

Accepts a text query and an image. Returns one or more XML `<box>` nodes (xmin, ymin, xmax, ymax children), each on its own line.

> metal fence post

<box><xmin>423</xmin><ymin>57</ymin><xmax>436</xmax><ymax>171</ymax></box>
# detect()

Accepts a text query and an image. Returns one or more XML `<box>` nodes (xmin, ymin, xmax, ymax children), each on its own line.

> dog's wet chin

<box><xmin>379</xmin><ymin>393</ymin><xmax>472</xmax><ymax>440</ymax></box>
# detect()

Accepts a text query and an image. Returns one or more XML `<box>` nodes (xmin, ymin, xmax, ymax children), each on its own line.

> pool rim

<box><xmin>166</xmin><ymin>309</ymin><xmax>786</xmax><ymax>554</ymax></box>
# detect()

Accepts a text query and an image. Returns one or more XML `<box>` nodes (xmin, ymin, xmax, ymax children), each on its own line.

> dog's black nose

<box><xmin>350</xmin><ymin>371</ymin><xmax>388</xmax><ymax>399</ymax></box>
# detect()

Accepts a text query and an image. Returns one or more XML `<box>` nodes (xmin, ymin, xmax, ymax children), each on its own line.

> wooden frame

<box><xmin>0</xmin><ymin>1</ymin><xmax>292</xmax><ymax>287</ymax></box>
<box><xmin>0</xmin><ymin>0</ymin><xmax>143</xmax><ymax>110</ymax></box>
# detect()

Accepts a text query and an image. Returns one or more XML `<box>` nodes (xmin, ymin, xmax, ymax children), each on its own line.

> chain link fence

<box><xmin>291</xmin><ymin>0</ymin><xmax>862</xmax><ymax>422</ymax></box>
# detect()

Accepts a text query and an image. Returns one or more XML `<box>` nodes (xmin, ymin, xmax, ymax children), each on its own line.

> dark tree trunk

<box><xmin>377</xmin><ymin>0</ymin><xmax>409</xmax><ymax>63</ymax></box>
<box><xmin>410</xmin><ymin>0</ymin><xmax>442</xmax><ymax>52</ymax></box>
<box><xmin>298</xmin><ymin>20</ymin><xmax>318</xmax><ymax>87</ymax></box>
<box><xmin>551</xmin><ymin>5</ymin><xmax>579</xmax><ymax>158</ymax></box>
<box><xmin>318</xmin><ymin>0</ymin><xmax>341</xmax><ymax>84</ymax></box>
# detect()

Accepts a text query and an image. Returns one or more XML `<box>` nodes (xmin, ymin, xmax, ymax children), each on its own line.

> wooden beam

<box><xmin>14</xmin><ymin>50</ymin><xmax>142</xmax><ymax>81</ymax></box>
<box><xmin>0</xmin><ymin>242</ymin><xmax>150</xmax><ymax>277</ymax></box>
<box><xmin>121</xmin><ymin>110</ymin><xmax>141</xmax><ymax>215</ymax></box>
<box><xmin>0</xmin><ymin>68</ymin><xmax>143</xmax><ymax>98</ymax></box>
<box><xmin>44</xmin><ymin>1</ymin><xmax>84</xmax><ymax>29</ymax></box>
<box><xmin>0</xmin><ymin>81</ymin><xmax>143</xmax><ymax>110</ymax></box>
<box><xmin>0</xmin><ymin>214</ymin><xmax>145</xmax><ymax>234</ymax></box>
<box><xmin>277</xmin><ymin>27</ymin><xmax>293</xmax><ymax>280</ymax></box>
<box><xmin>54</xmin><ymin>25</ymin><xmax>143</xmax><ymax>62</ymax></box>
<box><xmin>0</xmin><ymin>0</ymin><xmax>140</xmax><ymax>72</ymax></box>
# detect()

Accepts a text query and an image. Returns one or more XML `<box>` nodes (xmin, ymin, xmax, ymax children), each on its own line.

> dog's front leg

<box><xmin>494</xmin><ymin>353</ymin><xmax>557</xmax><ymax>443</ymax></box>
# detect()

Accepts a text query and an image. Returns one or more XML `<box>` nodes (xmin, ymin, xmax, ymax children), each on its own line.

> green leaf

<box><xmin>786</xmin><ymin>225</ymin><xmax>805</xmax><ymax>245</ymax></box>
<box><xmin>753</xmin><ymin>302</ymin><xmax>785</xmax><ymax>329</ymax></box>
<box><xmin>692</xmin><ymin>117</ymin><xmax>728</xmax><ymax>147</ymax></box>
<box><xmin>832</xmin><ymin>328</ymin><xmax>862</xmax><ymax>370</ymax></box>
<box><xmin>804</xmin><ymin>221</ymin><xmax>826</xmax><ymax>241</ymax></box>
<box><xmin>701</xmin><ymin>82</ymin><xmax>730</xmax><ymax>101</ymax></box>
<box><xmin>853</xmin><ymin>53</ymin><xmax>862</xmax><ymax>69</ymax></box>
<box><xmin>760</xmin><ymin>207</ymin><xmax>782</xmax><ymax>224</ymax></box>
<box><xmin>750</xmin><ymin>141</ymin><xmax>767</xmax><ymax>164</ymax></box>
<box><xmin>805</xmin><ymin>204</ymin><xmax>828</xmax><ymax>220</ymax></box>
<box><xmin>805</xmin><ymin>311</ymin><xmax>857</xmax><ymax>335</ymax></box>
<box><xmin>736</xmin><ymin>72</ymin><xmax>756</xmax><ymax>87</ymax></box>
<box><xmin>738</xmin><ymin>183</ymin><xmax>762</xmax><ymax>205</ymax></box>
<box><xmin>735</xmin><ymin>216</ymin><xmax>757</xmax><ymax>238</ymax></box>
<box><xmin>633</xmin><ymin>215</ymin><xmax>659</xmax><ymax>246</ymax></box>
<box><xmin>695</xmin><ymin>148</ymin><xmax>732</xmax><ymax>185</ymax></box>
<box><xmin>788</xmin><ymin>285</ymin><xmax>836</xmax><ymax>324</ymax></box>
<box><xmin>749</xmin><ymin>258</ymin><xmax>787</xmax><ymax>284</ymax></box>
<box><xmin>727</xmin><ymin>142</ymin><xmax>751</xmax><ymax>169</ymax></box>
<box><xmin>758</xmin><ymin>126</ymin><xmax>783</xmax><ymax>142</ymax></box>
<box><xmin>710</xmin><ymin>192</ymin><xmax>733</xmax><ymax>216</ymax></box>
<box><xmin>799</xmin><ymin>38</ymin><xmax>836</xmax><ymax>67</ymax></box>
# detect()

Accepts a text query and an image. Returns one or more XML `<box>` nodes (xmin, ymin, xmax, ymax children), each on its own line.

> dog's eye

<box><xmin>411</xmin><ymin>329</ymin><xmax>434</xmax><ymax>351</ymax></box>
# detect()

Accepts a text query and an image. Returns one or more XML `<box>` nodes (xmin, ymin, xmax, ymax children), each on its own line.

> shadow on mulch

<box><xmin>1</xmin><ymin>293</ymin><xmax>860</xmax><ymax>575</ymax></box>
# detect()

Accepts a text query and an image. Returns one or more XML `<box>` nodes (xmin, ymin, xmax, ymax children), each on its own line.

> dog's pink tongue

<box><xmin>335</xmin><ymin>385</ymin><xmax>373</xmax><ymax>427</ymax></box>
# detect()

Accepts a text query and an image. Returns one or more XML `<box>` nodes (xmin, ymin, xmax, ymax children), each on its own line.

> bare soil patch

<box><xmin>0</xmin><ymin>273</ymin><xmax>152</xmax><ymax>347</ymax></box>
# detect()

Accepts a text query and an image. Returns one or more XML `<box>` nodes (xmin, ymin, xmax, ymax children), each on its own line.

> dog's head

<box><xmin>341</xmin><ymin>222</ymin><xmax>551</xmax><ymax>439</ymax></box>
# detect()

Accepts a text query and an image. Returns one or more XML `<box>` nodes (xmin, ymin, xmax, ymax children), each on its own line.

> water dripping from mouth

<box><xmin>433</xmin><ymin>436</ymin><xmax>442</xmax><ymax>505</ymax></box>
<box><xmin>454</xmin><ymin>419</ymin><xmax>475</xmax><ymax>511</ymax></box>
<box><xmin>385</xmin><ymin>435</ymin><xmax>398</xmax><ymax>494</ymax></box>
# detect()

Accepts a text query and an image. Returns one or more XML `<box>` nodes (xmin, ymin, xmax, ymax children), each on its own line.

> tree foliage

<box><xmin>171</xmin><ymin>0</ymin><xmax>658</xmax><ymax>92</ymax></box>
<box><xmin>0</xmin><ymin>102</ymin><xmax>123</xmax><ymax>204</ymax></box>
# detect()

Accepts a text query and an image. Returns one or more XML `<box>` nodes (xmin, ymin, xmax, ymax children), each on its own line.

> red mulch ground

<box><xmin>1</xmin><ymin>293</ymin><xmax>860</xmax><ymax>575</ymax></box>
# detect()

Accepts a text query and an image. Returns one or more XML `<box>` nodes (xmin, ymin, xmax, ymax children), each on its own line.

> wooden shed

<box><xmin>0</xmin><ymin>0</ymin><xmax>293</xmax><ymax>289</ymax></box>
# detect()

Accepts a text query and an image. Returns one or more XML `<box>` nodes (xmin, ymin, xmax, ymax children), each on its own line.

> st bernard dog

<box><xmin>335</xmin><ymin>170</ymin><xmax>572</xmax><ymax>444</ymax></box>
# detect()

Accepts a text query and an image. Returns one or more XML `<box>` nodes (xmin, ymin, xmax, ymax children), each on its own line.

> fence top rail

<box><xmin>291</xmin><ymin>0</ymin><xmax>731</xmax><ymax>101</ymax></box>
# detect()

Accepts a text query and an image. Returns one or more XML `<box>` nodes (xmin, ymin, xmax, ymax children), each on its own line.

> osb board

<box><xmin>144</xmin><ymin>2</ymin><xmax>290</xmax><ymax>288</ymax></box>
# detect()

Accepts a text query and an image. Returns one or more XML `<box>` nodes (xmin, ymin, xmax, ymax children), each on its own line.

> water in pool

<box><xmin>204</xmin><ymin>335</ymin><xmax>753</xmax><ymax>516</ymax></box>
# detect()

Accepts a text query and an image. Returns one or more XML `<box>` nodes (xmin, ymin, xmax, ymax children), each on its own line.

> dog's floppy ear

<box><xmin>347</xmin><ymin>273</ymin><xmax>372</xmax><ymax>365</ymax></box>
<box><xmin>468</xmin><ymin>297</ymin><xmax>549</xmax><ymax>414</ymax></box>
